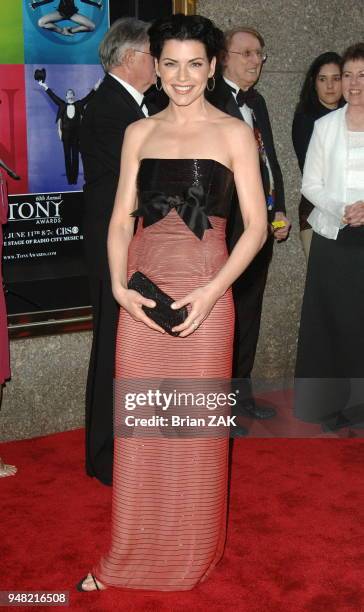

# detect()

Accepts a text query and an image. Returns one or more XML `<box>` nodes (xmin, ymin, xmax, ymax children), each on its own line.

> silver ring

<box><xmin>192</xmin><ymin>321</ymin><xmax>198</xmax><ymax>329</ymax></box>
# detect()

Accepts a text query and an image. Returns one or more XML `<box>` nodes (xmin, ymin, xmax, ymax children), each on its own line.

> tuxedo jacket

<box><xmin>46</xmin><ymin>88</ymin><xmax>95</xmax><ymax>134</ymax></box>
<box><xmin>207</xmin><ymin>77</ymin><xmax>285</xmax><ymax>250</ymax></box>
<box><xmin>80</xmin><ymin>74</ymin><xmax>145</xmax><ymax>277</ymax></box>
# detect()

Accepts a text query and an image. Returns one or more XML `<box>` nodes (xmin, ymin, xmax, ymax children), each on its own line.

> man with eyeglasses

<box><xmin>207</xmin><ymin>26</ymin><xmax>290</xmax><ymax>429</ymax></box>
<box><xmin>80</xmin><ymin>18</ymin><xmax>156</xmax><ymax>485</ymax></box>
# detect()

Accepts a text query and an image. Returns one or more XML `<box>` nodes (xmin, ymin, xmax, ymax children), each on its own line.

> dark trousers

<box><xmin>85</xmin><ymin>275</ymin><xmax>119</xmax><ymax>484</ymax></box>
<box><xmin>62</xmin><ymin>135</ymin><xmax>79</xmax><ymax>184</ymax></box>
<box><xmin>295</xmin><ymin>228</ymin><xmax>364</xmax><ymax>423</ymax></box>
<box><xmin>232</xmin><ymin>235</ymin><xmax>274</xmax><ymax>406</ymax></box>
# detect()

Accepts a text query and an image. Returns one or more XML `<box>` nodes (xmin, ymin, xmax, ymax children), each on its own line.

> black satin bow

<box><xmin>131</xmin><ymin>184</ymin><xmax>213</xmax><ymax>240</ymax></box>
<box><xmin>235</xmin><ymin>87</ymin><xmax>257</xmax><ymax>107</ymax></box>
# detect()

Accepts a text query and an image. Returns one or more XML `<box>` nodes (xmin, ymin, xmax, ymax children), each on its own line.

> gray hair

<box><xmin>99</xmin><ymin>17</ymin><xmax>150</xmax><ymax>72</ymax></box>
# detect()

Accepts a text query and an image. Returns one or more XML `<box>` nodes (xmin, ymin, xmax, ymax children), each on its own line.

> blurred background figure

<box><xmin>80</xmin><ymin>18</ymin><xmax>156</xmax><ymax>485</ymax></box>
<box><xmin>0</xmin><ymin>168</ymin><xmax>16</xmax><ymax>478</ymax></box>
<box><xmin>295</xmin><ymin>42</ymin><xmax>364</xmax><ymax>430</ymax></box>
<box><xmin>292</xmin><ymin>52</ymin><xmax>344</xmax><ymax>260</ymax></box>
<box><xmin>207</xmin><ymin>26</ymin><xmax>290</xmax><ymax>427</ymax></box>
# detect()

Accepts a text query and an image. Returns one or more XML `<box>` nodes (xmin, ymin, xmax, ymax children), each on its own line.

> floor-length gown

<box><xmin>94</xmin><ymin>158</ymin><xmax>235</xmax><ymax>591</ymax></box>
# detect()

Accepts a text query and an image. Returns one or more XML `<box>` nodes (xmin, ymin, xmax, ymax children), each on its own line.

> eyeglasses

<box><xmin>228</xmin><ymin>50</ymin><xmax>267</xmax><ymax>63</ymax></box>
<box><xmin>132</xmin><ymin>49</ymin><xmax>153</xmax><ymax>56</ymax></box>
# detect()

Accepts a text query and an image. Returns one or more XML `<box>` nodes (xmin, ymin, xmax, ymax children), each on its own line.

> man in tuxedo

<box><xmin>80</xmin><ymin>17</ymin><xmax>155</xmax><ymax>485</ymax></box>
<box><xmin>37</xmin><ymin>78</ymin><xmax>99</xmax><ymax>184</ymax></box>
<box><xmin>207</xmin><ymin>26</ymin><xmax>290</xmax><ymax>425</ymax></box>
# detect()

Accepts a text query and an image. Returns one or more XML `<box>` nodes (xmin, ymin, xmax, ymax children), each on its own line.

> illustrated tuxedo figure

<box><xmin>207</xmin><ymin>28</ymin><xmax>290</xmax><ymax>421</ymax></box>
<box><xmin>79</xmin><ymin>18</ymin><xmax>156</xmax><ymax>485</ymax></box>
<box><xmin>38</xmin><ymin>79</ymin><xmax>97</xmax><ymax>184</ymax></box>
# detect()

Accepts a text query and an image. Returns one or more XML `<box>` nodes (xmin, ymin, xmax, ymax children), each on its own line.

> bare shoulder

<box><xmin>206</xmin><ymin>104</ymin><xmax>252</xmax><ymax>139</ymax></box>
<box><xmin>124</xmin><ymin>117</ymin><xmax>158</xmax><ymax>155</ymax></box>
<box><xmin>207</xmin><ymin>103</ymin><xmax>250</xmax><ymax>132</ymax></box>
<box><xmin>125</xmin><ymin>116</ymin><xmax>154</xmax><ymax>138</ymax></box>
<box><xmin>219</xmin><ymin>115</ymin><xmax>253</xmax><ymax>140</ymax></box>
<box><xmin>217</xmin><ymin>117</ymin><xmax>258</xmax><ymax>170</ymax></box>
<box><xmin>126</xmin><ymin>112</ymin><xmax>169</xmax><ymax>137</ymax></box>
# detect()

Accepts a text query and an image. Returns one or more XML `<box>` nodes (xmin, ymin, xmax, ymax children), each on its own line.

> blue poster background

<box><xmin>25</xmin><ymin>63</ymin><xmax>103</xmax><ymax>194</ymax></box>
<box><xmin>23</xmin><ymin>0</ymin><xmax>109</xmax><ymax>64</ymax></box>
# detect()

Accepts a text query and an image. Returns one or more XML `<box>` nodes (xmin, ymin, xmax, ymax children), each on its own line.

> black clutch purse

<box><xmin>127</xmin><ymin>271</ymin><xmax>188</xmax><ymax>337</ymax></box>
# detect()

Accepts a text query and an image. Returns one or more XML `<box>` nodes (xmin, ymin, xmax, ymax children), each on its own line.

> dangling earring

<box><xmin>156</xmin><ymin>76</ymin><xmax>163</xmax><ymax>91</ymax></box>
<box><xmin>206</xmin><ymin>75</ymin><xmax>215</xmax><ymax>92</ymax></box>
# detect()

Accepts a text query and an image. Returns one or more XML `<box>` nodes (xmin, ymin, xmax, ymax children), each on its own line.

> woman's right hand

<box><xmin>112</xmin><ymin>285</ymin><xmax>165</xmax><ymax>334</ymax></box>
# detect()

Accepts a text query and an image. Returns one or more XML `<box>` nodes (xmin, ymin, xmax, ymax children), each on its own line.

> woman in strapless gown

<box><xmin>78</xmin><ymin>14</ymin><xmax>267</xmax><ymax>592</ymax></box>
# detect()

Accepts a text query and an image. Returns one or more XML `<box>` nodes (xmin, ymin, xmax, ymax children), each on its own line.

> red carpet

<box><xmin>1</xmin><ymin>428</ymin><xmax>364</xmax><ymax>611</ymax></box>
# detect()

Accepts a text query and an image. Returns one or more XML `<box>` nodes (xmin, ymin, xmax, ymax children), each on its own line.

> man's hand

<box><xmin>272</xmin><ymin>211</ymin><xmax>291</xmax><ymax>241</ymax></box>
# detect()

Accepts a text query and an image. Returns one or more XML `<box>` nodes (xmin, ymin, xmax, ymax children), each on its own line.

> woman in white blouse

<box><xmin>295</xmin><ymin>42</ymin><xmax>364</xmax><ymax>429</ymax></box>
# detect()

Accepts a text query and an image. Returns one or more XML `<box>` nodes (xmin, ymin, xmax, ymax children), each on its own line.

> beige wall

<box><xmin>1</xmin><ymin>2</ymin><xmax>363</xmax><ymax>441</ymax></box>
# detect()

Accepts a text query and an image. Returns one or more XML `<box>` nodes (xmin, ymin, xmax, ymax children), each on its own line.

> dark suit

<box><xmin>80</xmin><ymin>74</ymin><xmax>145</xmax><ymax>484</ymax></box>
<box><xmin>207</xmin><ymin>77</ymin><xmax>285</xmax><ymax>402</ymax></box>
<box><xmin>46</xmin><ymin>87</ymin><xmax>95</xmax><ymax>184</ymax></box>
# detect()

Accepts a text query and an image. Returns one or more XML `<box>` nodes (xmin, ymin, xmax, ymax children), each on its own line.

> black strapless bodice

<box><xmin>134</xmin><ymin>159</ymin><xmax>234</xmax><ymax>240</ymax></box>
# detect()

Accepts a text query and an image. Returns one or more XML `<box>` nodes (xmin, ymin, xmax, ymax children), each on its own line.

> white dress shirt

<box><xmin>66</xmin><ymin>105</ymin><xmax>75</xmax><ymax>119</ymax></box>
<box><xmin>223</xmin><ymin>76</ymin><xmax>254</xmax><ymax>128</ymax></box>
<box><xmin>109</xmin><ymin>73</ymin><xmax>148</xmax><ymax>117</ymax></box>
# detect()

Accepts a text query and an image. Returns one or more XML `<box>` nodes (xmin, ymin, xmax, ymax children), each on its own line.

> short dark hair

<box><xmin>296</xmin><ymin>51</ymin><xmax>343</xmax><ymax>114</ymax></box>
<box><xmin>341</xmin><ymin>42</ymin><xmax>364</xmax><ymax>68</ymax></box>
<box><xmin>148</xmin><ymin>13</ymin><xmax>225</xmax><ymax>62</ymax></box>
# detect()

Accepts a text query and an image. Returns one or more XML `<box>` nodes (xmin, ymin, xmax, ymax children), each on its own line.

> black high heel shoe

<box><xmin>76</xmin><ymin>573</ymin><xmax>100</xmax><ymax>592</ymax></box>
<box><xmin>321</xmin><ymin>412</ymin><xmax>351</xmax><ymax>433</ymax></box>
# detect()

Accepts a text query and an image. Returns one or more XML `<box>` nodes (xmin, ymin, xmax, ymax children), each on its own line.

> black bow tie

<box><xmin>235</xmin><ymin>88</ymin><xmax>256</xmax><ymax>107</ymax></box>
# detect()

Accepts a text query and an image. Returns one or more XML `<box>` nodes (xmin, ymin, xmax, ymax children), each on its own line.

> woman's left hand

<box><xmin>171</xmin><ymin>284</ymin><xmax>221</xmax><ymax>337</ymax></box>
<box><xmin>343</xmin><ymin>201</ymin><xmax>364</xmax><ymax>226</ymax></box>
